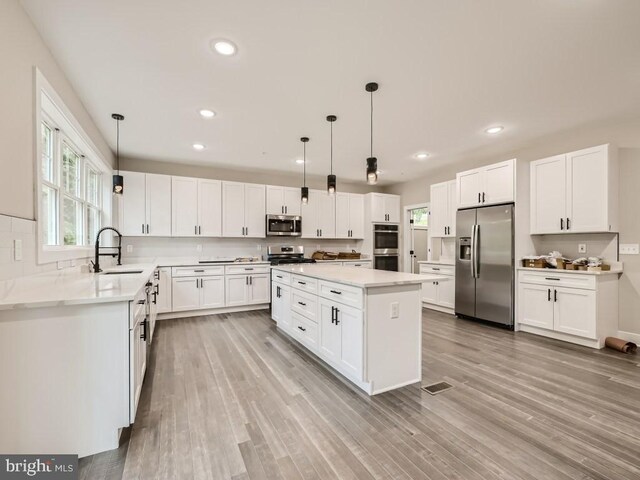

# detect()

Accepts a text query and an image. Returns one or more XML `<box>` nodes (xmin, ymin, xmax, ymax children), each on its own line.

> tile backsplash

<box><xmin>530</xmin><ymin>233</ymin><xmax>619</xmax><ymax>262</ymax></box>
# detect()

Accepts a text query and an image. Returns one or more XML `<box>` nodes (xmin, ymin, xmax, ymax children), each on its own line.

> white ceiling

<box><xmin>21</xmin><ymin>0</ymin><xmax>640</xmax><ymax>185</ymax></box>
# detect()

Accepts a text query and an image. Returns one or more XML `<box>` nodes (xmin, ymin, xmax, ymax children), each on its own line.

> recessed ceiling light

<box><xmin>212</xmin><ymin>39</ymin><xmax>237</xmax><ymax>56</ymax></box>
<box><xmin>416</xmin><ymin>152</ymin><xmax>429</xmax><ymax>159</ymax></box>
<box><xmin>192</xmin><ymin>143</ymin><xmax>206</xmax><ymax>151</ymax></box>
<box><xmin>485</xmin><ymin>126</ymin><xmax>504</xmax><ymax>134</ymax></box>
<box><xmin>199</xmin><ymin>109</ymin><xmax>216</xmax><ymax>118</ymax></box>
<box><xmin>296</xmin><ymin>159</ymin><xmax>305</xmax><ymax>164</ymax></box>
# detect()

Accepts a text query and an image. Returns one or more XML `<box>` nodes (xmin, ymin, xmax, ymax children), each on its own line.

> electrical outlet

<box><xmin>257</xmin><ymin>244</ymin><xmax>262</xmax><ymax>251</ymax></box>
<box><xmin>126</xmin><ymin>244</ymin><xmax>133</xmax><ymax>253</ymax></box>
<box><xmin>13</xmin><ymin>239</ymin><xmax>22</xmax><ymax>261</ymax></box>
<box><xmin>578</xmin><ymin>243</ymin><xmax>587</xmax><ymax>254</ymax></box>
<box><xmin>390</xmin><ymin>302</ymin><xmax>399</xmax><ymax>319</ymax></box>
<box><xmin>196</xmin><ymin>244</ymin><xmax>203</xmax><ymax>252</ymax></box>
<box><xmin>620</xmin><ymin>244</ymin><xmax>640</xmax><ymax>255</ymax></box>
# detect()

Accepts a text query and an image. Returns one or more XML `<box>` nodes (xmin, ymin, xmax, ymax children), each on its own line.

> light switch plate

<box><xmin>196</xmin><ymin>244</ymin><xmax>203</xmax><ymax>252</ymax></box>
<box><xmin>13</xmin><ymin>239</ymin><xmax>22</xmax><ymax>261</ymax></box>
<box><xmin>620</xmin><ymin>244</ymin><xmax>639</xmax><ymax>255</ymax></box>
<box><xmin>390</xmin><ymin>302</ymin><xmax>399</xmax><ymax>318</ymax></box>
<box><xmin>578</xmin><ymin>243</ymin><xmax>587</xmax><ymax>254</ymax></box>
<box><xmin>126</xmin><ymin>245</ymin><xmax>133</xmax><ymax>253</ymax></box>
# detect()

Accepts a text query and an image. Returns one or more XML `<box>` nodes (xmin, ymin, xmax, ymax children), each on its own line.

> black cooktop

<box><xmin>269</xmin><ymin>258</ymin><xmax>316</xmax><ymax>266</ymax></box>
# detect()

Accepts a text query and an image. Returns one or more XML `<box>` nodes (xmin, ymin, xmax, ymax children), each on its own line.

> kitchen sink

<box><xmin>101</xmin><ymin>270</ymin><xmax>143</xmax><ymax>275</ymax></box>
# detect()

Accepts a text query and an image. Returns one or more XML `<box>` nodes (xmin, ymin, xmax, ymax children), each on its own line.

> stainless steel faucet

<box><xmin>92</xmin><ymin>227</ymin><xmax>122</xmax><ymax>273</ymax></box>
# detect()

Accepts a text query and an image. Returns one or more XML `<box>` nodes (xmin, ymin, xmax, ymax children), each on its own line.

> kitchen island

<box><xmin>271</xmin><ymin>264</ymin><xmax>427</xmax><ymax>395</ymax></box>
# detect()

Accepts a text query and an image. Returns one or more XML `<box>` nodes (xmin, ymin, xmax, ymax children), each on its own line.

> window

<box><xmin>39</xmin><ymin>117</ymin><xmax>103</xmax><ymax>248</ymax></box>
<box><xmin>411</xmin><ymin>207</ymin><xmax>429</xmax><ymax>229</ymax></box>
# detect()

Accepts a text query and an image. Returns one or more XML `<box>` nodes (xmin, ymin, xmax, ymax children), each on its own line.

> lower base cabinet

<box><xmin>172</xmin><ymin>276</ymin><xmax>224</xmax><ymax>311</ymax></box>
<box><xmin>318</xmin><ymin>297</ymin><xmax>363</xmax><ymax>379</ymax></box>
<box><xmin>155</xmin><ymin>267</ymin><xmax>172</xmax><ymax>313</ymax></box>
<box><xmin>272</xmin><ymin>281</ymin><xmax>291</xmax><ymax>330</ymax></box>
<box><xmin>225</xmin><ymin>273</ymin><xmax>270</xmax><ymax>307</ymax></box>
<box><xmin>419</xmin><ymin>263</ymin><xmax>455</xmax><ymax>311</ymax></box>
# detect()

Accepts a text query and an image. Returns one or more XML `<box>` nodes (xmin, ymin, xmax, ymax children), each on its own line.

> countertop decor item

<box><xmin>311</xmin><ymin>250</ymin><xmax>338</xmax><ymax>260</ymax></box>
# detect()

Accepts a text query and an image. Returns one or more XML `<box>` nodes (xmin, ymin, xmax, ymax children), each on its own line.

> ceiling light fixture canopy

<box><xmin>365</xmin><ymin>82</ymin><xmax>379</xmax><ymax>185</ymax></box>
<box><xmin>326</xmin><ymin>115</ymin><xmax>337</xmax><ymax>195</ymax></box>
<box><xmin>111</xmin><ymin>113</ymin><xmax>125</xmax><ymax>194</ymax></box>
<box><xmin>300</xmin><ymin>137</ymin><xmax>309</xmax><ymax>204</ymax></box>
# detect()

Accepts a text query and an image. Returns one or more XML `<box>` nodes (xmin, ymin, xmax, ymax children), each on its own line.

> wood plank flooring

<box><xmin>80</xmin><ymin>309</ymin><xmax>640</xmax><ymax>480</ymax></box>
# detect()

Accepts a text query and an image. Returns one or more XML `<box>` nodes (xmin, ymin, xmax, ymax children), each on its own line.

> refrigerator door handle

<box><xmin>470</xmin><ymin>223</ymin><xmax>476</xmax><ymax>278</ymax></box>
<box><xmin>472</xmin><ymin>224</ymin><xmax>480</xmax><ymax>278</ymax></box>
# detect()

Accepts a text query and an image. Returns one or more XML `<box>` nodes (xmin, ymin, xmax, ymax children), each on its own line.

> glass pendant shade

<box><xmin>366</xmin><ymin>157</ymin><xmax>378</xmax><ymax>185</ymax></box>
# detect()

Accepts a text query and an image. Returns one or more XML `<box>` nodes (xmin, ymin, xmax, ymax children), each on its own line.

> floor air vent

<box><xmin>421</xmin><ymin>382</ymin><xmax>453</xmax><ymax>395</ymax></box>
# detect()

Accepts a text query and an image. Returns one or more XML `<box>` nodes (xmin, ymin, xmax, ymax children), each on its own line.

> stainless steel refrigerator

<box><xmin>455</xmin><ymin>204</ymin><xmax>514</xmax><ymax>327</ymax></box>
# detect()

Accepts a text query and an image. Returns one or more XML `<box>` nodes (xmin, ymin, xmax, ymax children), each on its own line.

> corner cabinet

<box><xmin>171</xmin><ymin>176</ymin><xmax>221</xmax><ymax>237</ymax></box>
<box><xmin>530</xmin><ymin>144</ymin><xmax>618</xmax><ymax>234</ymax></box>
<box><xmin>301</xmin><ymin>190</ymin><xmax>336</xmax><ymax>238</ymax></box>
<box><xmin>429</xmin><ymin>180</ymin><xmax>456</xmax><ymax>238</ymax></box>
<box><xmin>335</xmin><ymin>192</ymin><xmax>365</xmax><ymax>239</ymax></box>
<box><xmin>119</xmin><ymin>171</ymin><xmax>172</xmax><ymax>236</ymax></box>
<box><xmin>368</xmin><ymin>193</ymin><xmax>401</xmax><ymax>223</ymax></box>
<box><xmin>222</xmin><ymin>182</ymin><xmax>266</xmax><ymax>238</ymax></box>
<box><xmin>456</xmin><ymin>159</ymin><xmax>515</xmax><ymax>209</ymax></box>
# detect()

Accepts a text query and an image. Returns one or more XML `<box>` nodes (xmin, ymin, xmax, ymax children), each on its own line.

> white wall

<box><xmin>0</xmin><ymin>0</ymin><xmax>113</xmax><ymax>221</ymax></box>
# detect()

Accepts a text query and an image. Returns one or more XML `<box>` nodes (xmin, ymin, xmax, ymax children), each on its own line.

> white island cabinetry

<box><xmin>271</xmin><ymin>265</ymin><xmax>423</xmax><ymax>395</ymax></box>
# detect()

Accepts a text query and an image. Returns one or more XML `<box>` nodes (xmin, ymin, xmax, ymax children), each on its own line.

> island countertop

<box><xmin>271</xmin><ymin>264</ymin><xmax>431</xmax><ymax>288</ymax></box>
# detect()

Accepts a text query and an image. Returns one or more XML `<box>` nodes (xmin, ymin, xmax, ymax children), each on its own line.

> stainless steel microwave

<box><xmin>266</xmin><ymin>215</ymin><xmax>302</xmax><ymax>236</ymax></box>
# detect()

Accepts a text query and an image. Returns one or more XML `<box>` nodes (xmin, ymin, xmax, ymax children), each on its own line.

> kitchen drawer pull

<box><xmin>194</xmin><ymin>269</ymin><xmax>205</xmax><ymax>273</ymax></box>
<box><xmin>244</xmin><ymin>268</ymin><xmax>254</xmax><ymax>271</ymax></box>
<box><xmin>298</xmin><ymin>281</ymin><xmax>306</xmax><ymax>285</ymax></box>
<box><xmin>297</xmin><ymin>301</ymin><xmax>306</xmax><ymax>306</ymax></box>
<box><xmin>432</xmin><ymin>267</ymin><xmax>440</xmax><ymax>271</ymax></box>
<box><xmin>554</xmin><ymin>289</ymin><xmax>558</xmax><ymax>302</ymax></box>
<box><xmin>297</xmin><ymin>326</ymin><xmax>306</xmax><ymax>332</ymax></box>
<box><xmin>545</xmin><ymin>277</ymin><xmax>560</xmax><ymax>281</ymax></box>
<box><xmin>548</xmin><ymin>288</ymin><xmax>551</xmax><ymax>301</ymax></box>
<box><xmin>329</xmin><ymin>290</ymin><xmax>342</xmax><ymax>295</ymax></box>
<box><xmin>276</xmin><ymin>275</ymin><xmax>283</xmax><ymax>279</ymax></box>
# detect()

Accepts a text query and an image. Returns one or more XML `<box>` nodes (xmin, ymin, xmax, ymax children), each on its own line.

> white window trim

<box><xmin>34</xmin><ymin>68</ymin><xmax>112</xmax><ymax>265</ymax></box>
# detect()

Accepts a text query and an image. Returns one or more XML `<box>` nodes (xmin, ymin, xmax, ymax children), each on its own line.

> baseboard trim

<box><xmin>422</xmin><ymin>303</ymin><xmax>454</xmax><ymax>315</ymax></box>
<box><xmin>158</xmin><ymin>304</ymin><xmax>269</xmax><ymax>320</ymax></box>
<box><xmin>617</xmin><ymin>330</ymin><xmax>640</xmax><ymax>344</ymax></box>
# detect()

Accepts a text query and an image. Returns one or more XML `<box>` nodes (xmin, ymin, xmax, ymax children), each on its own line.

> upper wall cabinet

<box><xmin>302</xmin><ymin>189</ymin><xmax>336</xmax><ymax>238</ymax></box>
<box><xmin>368</xmin><ymin>193</ymin><xmax>401</xmax><ymax>223</ymax></box>
<box><xmin>429</xmin><ymin>180</ymin><xmax>456</xmax><ymax>238</ymax></box>
<box><xmin>172</xmin><ymin>177</ymin><xmax>221</xmax><ymax>237</ymax></box>
<box><xmin>456</xmin><ymin>159</ymin><xmax>515</xmax><ymax>209</ymax></box>
<box><xmin>222</xmin><ymin>182</ymin><xmax>266</xmax><ymax>238</ymax></box>
<box><xmin>266</xmin><ymin>186</ymin><xmax>301</xmax><ymax>216</ymax></box>
<box><xmin>119</xmin><ymin>171</ymin><xmax>172</xmax><ymax>236</ymax></box>
<box><xmin>335</xmin><ymin>193</ymin><xmax>365</xmax><ymax>239</ymax></box>
<box><xmin>530</xmin><ymin>144</ymin><xmax>618</xmax><ymax>234</ymax></box>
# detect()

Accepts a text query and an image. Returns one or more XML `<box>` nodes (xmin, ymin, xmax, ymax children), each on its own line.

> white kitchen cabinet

<box><xmin>368</xmin><ymin>193</ymin><xmax>401</xmax><ymax>223</ymax></box>
<box><xmin>171</xmin><ymin>177</ymin><xmax>222</xmax><ymax>237</ymax></box>
<box><xmin>222</xmin><ymin>182</ymin><xmax>266</xmax><ymax>238</ymax></box>
<box><xmin>225</xmin><ymin>273</ymin><xmax>270</xmax><ymax>307</ymax></box>
<box><xmin>120</xmin><ymin>171</ymin><xmax>172</xmax><ymax>236</ymax></box>
<box><xmin>530</xmin><ymin>144</ymin><xmax>618</xmax><ymax>234</ymax></box>
<box><xmin>129</xmin><ymin>297</ymin><xmax>147</xmax><ymax>423</ymax></box>
<box><xmin>419</xmin><ymin>263</ymin><xmax>456</xmax><ymax>313</ymax></box>
<box><xmin>456</xmin><ymin>159</ymin><xmax>515</xmax><ymax>209</ymax></box>
<box><xmin>318</xmin><ymin>299</ymin><xmax>341</xmax><ymax>364</ymax></box>
<box><xmin>200</xmin><ymin>276</ymin><xmax>225</xmax><ymax>309</ymax></box>
<box><xmin>155</xmin><ymin>267</ymin><xmax>172</xmax><ymax>314</ymax></box>
<box><xmin>421</xmin><ymin>280</ymin><xmax>438</xmax><ymax>304</ymax></box>
<box><xmin>336</xmin><ymin>192</ymin><xmax>365</xmax><ymax>239</ymax></box>
<box><xmin>517</xmin><ymin>270</ymin><xmax>618</xmax><ymax>348</ymax></box>
<box><xmin>301</xmin><ymin>189</ymin><xmax>336</xmax><ymax>238</ymax></box>
<box><xmin>429</xmin><ymin>180</ymin><xmax>456</xmax><ymax>238</ymax></box>
<box><xmin>318</xmin><ymin>297</ymin><xmax>363</xmax><ymax>379</ymax></box>
<box><xmin>272</xmin><ymin>281</ymin><xmax>291</xmax><ymax>332</ymax></box>
<box><xmin>171</xmin><ymin>277</ymin><xmax>201</xmax><ymax>311</ymax></box>
<box><xmin>266</xmin><ymin>186</ymin><xmax>301</xmax><ymax>216</ymax></box>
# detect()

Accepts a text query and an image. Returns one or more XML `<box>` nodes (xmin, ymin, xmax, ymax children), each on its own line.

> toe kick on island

<box><xmin>271</xmin><ymin>265</ymin><xmax>424</xmax><ymax>395</ymax></box>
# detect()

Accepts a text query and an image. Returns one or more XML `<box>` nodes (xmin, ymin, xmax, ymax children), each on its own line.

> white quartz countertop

<box><xmin>517</xmin><ymin>265</ymin><xmax>623</xmax><ymax>276</ymax></box>
<box><xmin>314</xmin><ymin>259</ymin><xmax>371</xmax><ymax>263</ymax></box>
<box><xmin>0</xmin><ymin>263</ymin><xmax>157</xmax><ymax>311</ymax></box>
<box><xmin>272</xmin><ymin>264</ymin><xmax>432</xmax><ymax>288</ymax></box>
<box><xmin>123</xmin><ymin>257</ymin><xmax>270</xmax><ymax>267</ymax></box>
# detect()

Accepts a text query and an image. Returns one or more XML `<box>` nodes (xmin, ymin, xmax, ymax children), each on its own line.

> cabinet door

<box><xmin>283</xmin><ymin>187</ymin><xmax>301</xmax><ymax>216</ymax></box>
<box><xmin>385</xmin><ymin>195</ymin><xmax>401</xmax><ymax>223</ymax></box>
<box><xmin>349</xmin><ymin>194</ymin><xmax>365</xmax><ymax>239</ymax></box>
<box><xmin>171</xmin><ymin>176</ymin><xmax>199</xmax><ymax>236</ymax></box>
<box><xmin>530</xmin><ymin>155</ymin><xmax>566</xmax><ymax>234</ymax></box>
<box><xmin>156</xmin><ymin>268</ymin><xmax>172</xmax><ymax>313</ymax></box>
<box><xmin>244</xmin><ymin>184</ymin><xmax>266</xmax><ymax>238</ymax></box>
<box><xmin>120</xmin><ymin>171</ymin><xmax>146</xmax><ymax>236</ymax></box>
<box><xmin>201</xmin><ymin>276</ymin><xmax>225</xmax><ymax>309</ymax></box>
<box><xmin>222</xmin><ymin>182</ymin><xmax>246</xmax><ymax>237</ymax></box>
<box><xmin>437</xmin><ymin>277</ymin><xmax>455</xmax><ymax>309</ymax></box>
<box><xmin>316</xmin><ymin>191</ymin><xmax>336</xmax><ymax>238</ymax></box>
<box><xmin>483</xmin><ymin>160</ymin><xmax>514</xmax><ymax>205</ymax></box>
<box><xmin>335</xmin><ymin>192</ymin><xmax>351</xmax><ymax>238</ymax></box>
<box><xmin>422</xmin><ymin>281</ymin><xmax>438</xmax><ymax>304</ymax></box>
<box><xmin>172</xmin><ymin>277</ymin><xmax>200</xmax><ymax>311</ymax></box>
<box><xmin>553</xmin><ymin>287</ymin><xmax>596</xmax><ymax>338</ymax></box>
<box><xmin>429</xmin><ymin>182</ymin><xmax>449</xmax><ymax>238</ymax></box>
<box><xmin>566</xmin><ymin>145</ymin><xmax>609</xmax><ymax>233</ymax></box>
<box><xmin>266</xmin><ymin>186</ymin><xmax>284</xmax><ymax>215</ymax></box>
<box><xmin>301</xmin><ymin>190</ymin><xmax>319</xmax><ymax>238</ymax></box>
<box><xmin>129</xmin><ymin>320</ymin><xmax>146</xmax><ymax>423</ymax></box>
<box><xmin>198</xmin><ymin>179</ymin><xmax>222</xmax><ymax>237</ymax></box>
<box><xmin>318</xmin><ymin>299</ymin><xmax>341</xmax><ymax>365</ymax></box>
<box><xmin>457</xmin><ymin>168</ymin><xmax>483</xmax><ymax>208</ymax></box>
<box><xmin>146</xmin><ymin>174</ymin><xmax>172</xmax><ymax>236</ymax></box>
<box><xmin>225</xmin><ymin>275</ymin><xmax>249</xmax><ymax>306</ymax></box>
<box><xmin>517</xmin><ymin>283</ymin><xmax>554</xmax><ymax>330</ymax></box>
<box><xmin>369</xmin><ymin>194</ymin><xmax>386</xmax><ymax>223</ymax></box>
<box><xmin>249</xmin><ymin>274</ymin><xmax>270</xmax><ymax>304</ymax></box>
<box><xmin>447</xmin><ymin>181</ymin><xmax>457</xmax><ymax>237</ymax></box>
<box><xmin>272</xmin><ymin>283</ymin><xmax>291</xmax><ymax>331</ymax></box>
<box><xmin>337</xmin><ymin>304</ymin><xmax>363</xmax><ymax>380</ymax></box>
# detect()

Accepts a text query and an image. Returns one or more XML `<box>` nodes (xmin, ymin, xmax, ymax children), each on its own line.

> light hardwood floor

<box><xmin>80</xmin><ymin>309</ymin><xmax>640</xmax><ymax>480</ymax></box>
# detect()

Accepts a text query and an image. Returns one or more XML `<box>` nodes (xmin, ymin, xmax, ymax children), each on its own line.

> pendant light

<box><xmin>365</xmin><ymin>82</ymin><xmax>379</xmax><ymax>185</ymax></box>
<box><xmin>111</xmin><ymin>113</ymin><xmax>125</xmax><ymax>194</ymax></box>
<box><xmin>300</xmin><ymin>137</ymin><xmax>309</xmax><ymax>204</ymax></box>
<box><xmin>326</xmin><ymin>115</ymin><xmax>337</xmax><ymax>195</ymax></box>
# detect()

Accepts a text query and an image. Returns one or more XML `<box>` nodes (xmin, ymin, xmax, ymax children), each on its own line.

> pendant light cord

<box><xmin>370</xmin><ymin>90</ymin><xmax>374</xmax><ymax>158</ymax></box>
<box><xmin>303</xmin><ymin>141</ymin><xmax>306</xmax><ymax>187</ymax></box>
<box><xmin>116</xmin><ymin>119</ymin><xmax>120</xmax><ymax>174</ymax></box>
<box><xmin>330</xmin><ymin>121</ymin><xmax>333</xmax><ymax>175</ymax></box>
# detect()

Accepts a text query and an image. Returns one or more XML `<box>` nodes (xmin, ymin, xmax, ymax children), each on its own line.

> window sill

<box><xmin>38</xmin><ymin>244</ymin><xmax>94</xmax><ymax>265</ymax></box>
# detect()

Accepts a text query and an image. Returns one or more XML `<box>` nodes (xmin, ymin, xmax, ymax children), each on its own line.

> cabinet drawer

<box><xmin>172</xmin><ymin>266</ymin><xmax>224</xmax><ymax>277</ymax></box>
<box><xmin>518</xmin><ymin>271</ymin><xmax>596</xmax><ymax>290</ymax></box>
<box><xmin>291</xmin><ymin>274</ymin><xmax>318</xmax><ymax>294</ymax></box>
<box><xmin>291</xmin><ymin>312</ymin><xmax>318</xmax><ymax>351</ymax></box>
<box><xmin>291</xmin><ymin>288</ymin><xmax>317</xmax><ymax>322</ymax></box>
<box><xmin>271</xmin><ymin>270</ymin><xmax>291</xmax><ymax>285</ymax></box>
<box><xmin>419</xmin><ymin>264</ymin><xmax>455</xmax><ymax>276</ymax></box>
<box><xmin>225</xmin><ymin>264</ymin><xmax>270</xmax><ymax>275</ymax></box>
<box><xmin>343</xmin><ymin>261</ymin><xmax>372</xmax><ymax>268</ymax></box>
<box><xmin>318</xmin><ymin>280</ymin><xmax>363</xmax><ymax>309</ymax></box>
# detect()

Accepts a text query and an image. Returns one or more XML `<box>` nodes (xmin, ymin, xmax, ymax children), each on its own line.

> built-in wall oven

<box><xmin>266</xmin><ymin>215</ymin><xmax>302</xmax><ymax>236</ymax></box>
<box><xmin>373</xmin><ymin>224</ymin><xmax>399</xmax><ymax>271</ymax></box>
